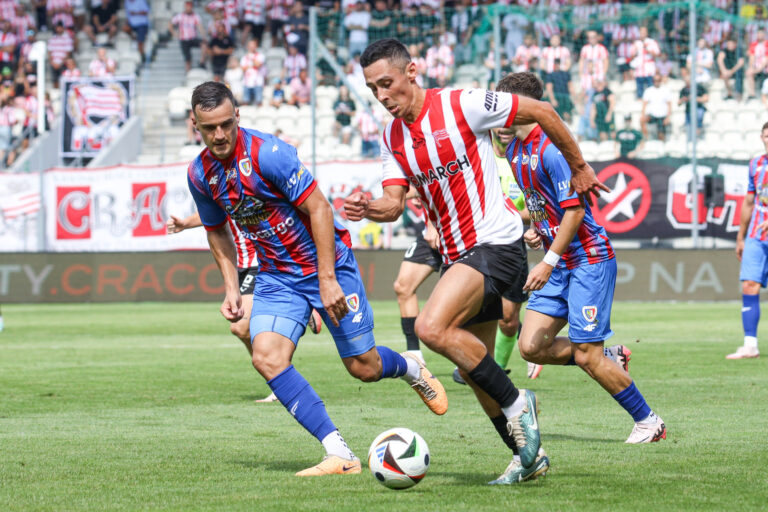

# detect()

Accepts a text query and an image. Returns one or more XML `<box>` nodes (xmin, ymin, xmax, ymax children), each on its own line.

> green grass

<box><xmin>1</xmin><ymin>301</ymin><xmax>767</xmax><ymax>511</ymax></box>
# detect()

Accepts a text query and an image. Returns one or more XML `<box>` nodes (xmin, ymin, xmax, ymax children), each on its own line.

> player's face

<box><xmin>193</xmin><ymin>100</ymin><xmax>240</xmax><ymax>160</ymax></box>
<box><xmin>493</xmin><ymin>127</ymin><xmax>515</xmax><ymax>147</ymax></box>
<box><xmin>761</xmin><ymin>128</ymin><xmax>768</xmax><ymax>152</ymax></box>
<box><xmin>364</xmin><ymin>58</ymin><xmax>418</xmax><ymax>121</ymax></box>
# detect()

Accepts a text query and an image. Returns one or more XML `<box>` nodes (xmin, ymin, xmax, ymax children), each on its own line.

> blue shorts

<box><xmin>249</xmin><ymin>248</ymin><xmax>375</xmax><ymax>358</ymax></box>
<box><xmin>527</xmin><ymin>258</ymin><xmax>616</xmax><ymax>343</ymax></box>
<box><xmin>740</xmin><ymin>237</ymin><xmax>768</xmax><ymax>287</ymax></box>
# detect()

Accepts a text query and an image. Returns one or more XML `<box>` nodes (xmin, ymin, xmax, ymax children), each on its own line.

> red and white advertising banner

<box><xmin>43</xmin><ymin>163</ymin><xmax>207</xmax><ymax>252</ymax></box>
<box><xmin>0</xmin><ymin>173</ymin><xmax>42</xmax><ymax>251</ymax></box>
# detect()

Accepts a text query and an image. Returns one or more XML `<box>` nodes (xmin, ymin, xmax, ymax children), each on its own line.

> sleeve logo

<box><xmin>484</xmin><ymin>91</ymin><xmax>498</xmax><ymax>112</ymax></box>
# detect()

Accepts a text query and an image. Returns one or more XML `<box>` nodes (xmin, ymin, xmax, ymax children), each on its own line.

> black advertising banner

<box><xmin>591</xmin><ymin>157</ymin><xmax>749</xmax><ymax>240</ymax></box>
<box><xmin>60</xmin><ymin>77</ymin><xmax>134</xmax><ymax>159</ymax></box>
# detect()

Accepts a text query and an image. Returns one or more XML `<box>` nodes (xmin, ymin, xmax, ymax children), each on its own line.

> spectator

<box><xmin>0</xmin><ymin>95</ymin><xmax>17</xmax><ymax>168</ymax></box>
<box><xmin>631</xmin><ymin>26</ymin><xmax>661</xmax><ymax>99</ymax></box>
<box><xmin>613</xmin><ymin>24</ymin><xmax>639</xmax><ymax>83</ymax></box>
<box><xmin>224</xmin><ymin>56</ymin><xmax>243</xmax><ymax>102</ymax></box>
<box><xmin>545</xmin><ymin>58</ymin><xmax>574</xmax><ymax>122</ymax></box>
<box><xmin>267</xmin><ymin>0</ymin><xmax>292</xmax><ymax>47</ymax></box>
<box><xmin>718</xmin><ymin>38</ymin><xmax>745</xmax><ymax>101</ymax></box>
<box><xmin>356</xmin><ymin>104</ymin><xmax>380</xmax><ymax>158</ymax></box>
<box><xmin>284</xmin><ymin>2</ymin><xmax>309</xmax><ymax>55</ymax></box>
<box><xmin>33</xmin><ymin>0</ymin><xmax>47</xmax><ymax>32</ymax></box>
<box><xmin>762</xmin><ymin>77</ymin><xmax>768</xmax><ymax>110</ymax></box>
<box><xmin>514</xmin><ymin>33</ymin><xmax>540</xmax><ymax>73</ymax></box>
<box><xmin>61</xmin><ymin>56</ymin><xmax>81</xmax><ymax>79</ymax></box>
<box><xmin>679</xmin><ymin>68</ymin><xmax>708</xmax><ymax>139</ymax></box>
<box><xmin>169</xmin><ymin>1</ymin><xmax>204</xmax><ymax>72</ymax></box>
<box><xmin>123</xmin><ymin>0</ymin><xmax>150</xmax><ymax>63</ymax></box>
<box><xmin>88</xmin><ymin>47</ymin><xmax>116</xmax><ymax>77</ymax></box>
<box><xmin>414</xmin><ymin>3</ymin><xmax>440</xmax><ymax>48</ymax></box>
<box><xmin>687</xmin><ymin>38</ymin><xmax>715</xmax><ymax>84</ymax></box>
<box><xmin>48</xmin><ymin>22</ymin><xmax>74</xmax><ymax>85</ymax></box>
<box><xmin>746</xmin><ymin>29</ymin><xmax>768</xmax><ymax>100</ymax></box>
<box><xmin>0</xmin><ymin>20</ymin><xmax>17</xmax><ymax>72</ymax></box>
<box><xmin>208</xmin><ymin>20</ymin><xmax>234</xmax><ymax>81</ymax></box>
<box><xmin>344</xmin><ymin>1</ymin><xmax>370</xmax><ymax>58</ymax></box>
<box><xmin>282</xmin><ymin>44</ymin><xmax>306</xmax><ymax>82</ymax></box>
<box><xmin>11</xmin><ymin>5</ymin><xmax>36</xmax><ymax>46</ymax></box>
<box><xmin>641</xmin><ymin>74</ymin><xmax>672</xmax><ymax>142</ymax></box>
<box><xmin>84</xmin><ymin>0</ymin><xmax>118</xmax><ymax>46</ymax></box>
<box><xmin>541</xmin><ymin>34</ymin><xmax>571</xmax><ymax>80</ymax></box>
<box><xmin>656</xmin><ymin>51</ymin><xmax>674</xmax><ymax>82</ymax></box>
<box><xmin>47</xmin><ymin>0</ymin><xmax>74</xmax><ymax>31</ymax></box>
<box><xmin>269</xmin><ymin>78</ymin><xmax>285</xmax><ymax>108</ymax></box>
<box><xmin>425</xmin><ymin>36</ymin><xmax>454</xmax><ymax>88</ymax></box>
<box><xmin>450</xmin><ymin>0</ymin><xmax>480</xmax><ymax>65</ymax></box>
<box><xmin>615</xmin><ymin>114</ymin><xmax>643</xmax><ymax>158</ymax></box>
<box><xmin>185</xmin><ymin>108</ymin><xmax>201</xmax><ymax>145</ymax></box>
<box><xmin>590</xmin><ymin>78</ymin><xmax>615</xmax><ymax>142</ymax></box>
<box><xmin>368</xmin><ymin>0</ymin><xmax>392</xmax><ymax>44</ymax></box>
<box><xmin>288</xmin><ymin>68</ymin><xmax>310</xmax><ymax>106</ymax></box>
<box><xmin>206</xmin><ymin>7</ymin><xmax>231</xmax><ymax>44</ymax></box>
<box><xmin>241</xmin><ymin>39</ymin><xmax>265</xmax><ymax>106</ymax></box>
<box><xmin>205</xmin><ymin>0</ymin><xmax>238</xmax><ymax>39</ymax></box>
<box><xmin>409</xmin><ymin>43</ymin><xmax>427</xmax><ymax>87</ymax></box>
<box><xmin>501</xmin><ymin>8</ymin><xmax>528</xmax><ymax>64</ymax></box>
<box><xmin>241</xmin><ymin>0</ymin><xmax>266</xmax><ymax>46</ymax></box>
<box><xmin>333</xmin><ymin>84</ymin><xmax>356</xmax><ymax>144</ymax></box>
<box><xmin>21</xmin><ymin>81</ymin><xmax>40</xmax><ymax>151</ymax></box>
<box><xmin>579</xmin><ymin>30</ymin><xmax>609</xmax><ymax>84</ymax></box>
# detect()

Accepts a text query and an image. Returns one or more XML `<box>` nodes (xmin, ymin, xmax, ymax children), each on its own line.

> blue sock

<box><xmin>268</xmin><ymin>365</ymin><xmax>337</xmax><ymax>441</ymax></box>
<box><xmin>375</xmin><ymin>346</ymin><xmax>408</xmax><ymax>379</ymax></box>
<box><xmin>612</xmin><ymin>381</ymin><xmax>652</xmax><ymax>422</ymax></box>
<box><xmin>742</xmin><ymin>294</ymin><xmax>760</xmax><ymax>337</ymax></box>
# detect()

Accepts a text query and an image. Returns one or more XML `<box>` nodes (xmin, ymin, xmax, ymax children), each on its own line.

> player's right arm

<box><xmin>345</xmin><ymin>135</ymin><xmax>407</xmax><ymax>222</ymax></box>
<box><xmin>187</xmin><ymin>171</ymin><xmax>243</xmax><ymax>322</ymax></box>
<box><xmin>166</xmin><ymin>212</ymin><xmax>202</xmax><ymax>234</ymax></box>
<box><xmin>524</xmin><ymin>206</ymin><xmax>584</xmax><ymax>292</ymax></box>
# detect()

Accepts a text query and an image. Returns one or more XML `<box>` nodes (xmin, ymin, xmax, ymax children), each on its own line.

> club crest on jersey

<box><xmin>582</xmin><ymin>306</ymin><xmax>598</xmax><ymax>323</ymax></box>
<box><xmin>225</xmin><ymin>195</ymin><xmax>269</xmax><ymax>225</ymax></box>
<box><xmin>758</xmin><ymin>185</ymin><xmax>768</xmax><ymax>205</ymax></box>
<box><xmin>524</xmin><ymin>188</ymin><xmax>549</xmax><ymax>222</ymax></box>
<box><xmin>432</xmin><ymin>129</ymin><xmax>450</xmax><ymax>148</ymax></box>
<box><xmin>530</xmin><ymin>154</ymin><xmax>539</xmax><ymax>171</ymax></box>
<box><xmin>346</xmin><ymin>293</ymin><xmax>360</xmax><ymax>312</ymax></box>
<box><xmin>238</xmin><ymin>158</ymin><xmax>252</xmax><ymax>177</ymax></box>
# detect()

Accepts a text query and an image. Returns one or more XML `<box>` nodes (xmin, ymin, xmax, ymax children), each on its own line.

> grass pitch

<box><xmin>1</xmin><ymin>301</ymin><xmax>767</xmax><ymax>511</ymax></box>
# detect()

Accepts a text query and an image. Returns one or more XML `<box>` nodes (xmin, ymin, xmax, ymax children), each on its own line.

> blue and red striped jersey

<box><xmin>506</xmin><ymin>126</ymin><xmax>614</xmax><ymax>269</ymax></box>
<box><xmin>187</xmin><ymin>127</ymin><xmax>352</xmax><ymax>276</ymax></box>
<box><xmin>746</xmin><ymin>154</ymin><xmax>768</xmax><ymax>242</ymax></box>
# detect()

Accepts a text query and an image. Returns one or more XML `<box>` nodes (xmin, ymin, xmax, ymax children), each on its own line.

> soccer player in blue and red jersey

<box><xmin>497</xmin><ymin>72</ymin><xmax>666</xmax><ymax>444</ymax></box>
<box><xmin>186</xmin><ymin>81</ymin><xmax>447</xmax><ymax>476</ymax></box>
<box><xmin>730</xmin><ymin>122</ymin><xmax>768</xmax><ymax>359</ymax></box>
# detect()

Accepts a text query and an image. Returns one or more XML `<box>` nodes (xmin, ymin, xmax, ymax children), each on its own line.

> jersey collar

<box><xmin>405</xmin><ymin>88</ymin><xmax>437</xmax><ymax>129</ymax></box>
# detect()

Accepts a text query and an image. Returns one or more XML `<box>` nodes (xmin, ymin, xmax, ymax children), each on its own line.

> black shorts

<box><xmin>180</xmin><ymin>38</ymin><xmax>200</xmax><ymax>63</ymax></box>
<box><xmin>403</xmin><ymin>235</ymin><xmax>442</xmax><ymax>272</ymax></box>
<box><xmin>238</xmin><ymin>266</ymin><xmax>258</xmax><ymax>295</ymax></box>
<box><xmin>502</xmin><ymin>241</ymin><xmax>529</xmax><ymax>304</ymax></box>
<box><xmin>441</xmin><ymin>240</ymin><xmax>527</xmax><ymax>326</ymax></box>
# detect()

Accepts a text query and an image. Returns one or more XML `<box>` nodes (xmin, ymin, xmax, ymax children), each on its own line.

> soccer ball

<box><xmin>367</xmin><ymin>427</ymin><xmax>430</xmax><ymax>489</ymax></box>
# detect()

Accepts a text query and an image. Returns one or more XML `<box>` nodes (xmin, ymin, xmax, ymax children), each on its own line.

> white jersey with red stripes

<box><xmin>541</xmin><ymin>45</ymin><xmax>570</xmax><ymax>73</ymax></box>
<box><xmin>579</xmin><ymin>44</ymin><xmax>609</xmax><ymax>79</ymax></box>
<box><xmin>227</xmin><ymin>217</ymin><xmax>258</xmax><ymax>268</ymax></box>
<box><xmin>0</xmin><ymin>31</ymin><xmax>17</xmax><ymax>63</ymax></box>
<box><xmin>172</xmin><ymin>12</ymin><xmax>202</xmax><ymax>41</ymax></box>
<box><xmin>379</xmin><ymin>88</ymin><xmax>524</xmax><ymax>263</ymax></box>
<box><xmin>631</xmin><ymin>37</ymin><xmax>660</xmax><ymax>77</ymax></box>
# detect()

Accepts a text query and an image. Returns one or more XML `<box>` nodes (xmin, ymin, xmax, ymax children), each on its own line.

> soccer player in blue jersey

<box><xmin>185</xmin><ymin>81</ymin><xmax>447</xmax><ymax>476</ymax></box>
<box><xmin>730</xmin><ymin>122</ymin><xmax>768</xmax><ymax>359</ymax></box>
<box><xmin>496</xmin><ymin>72</ymin><xmax>666</xmax><ymax>444</ymax></box>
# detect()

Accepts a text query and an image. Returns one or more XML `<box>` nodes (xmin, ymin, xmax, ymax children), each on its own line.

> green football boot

<box><xmin>507</xmin><ymin>389</ymin><xmax>541</xmax><ymax>468</ymax></box>
<box><xmin>488</xmin><ymin>448</ymin><xmax>549</xmax><ymax>485</ymax></box>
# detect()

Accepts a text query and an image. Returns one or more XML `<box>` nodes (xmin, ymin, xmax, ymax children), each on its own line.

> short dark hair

<box><xmin>763</xmin><ymin>121</ymin><xmax>768</xmax><ymax>132</ymax></box>
<box><xmin>496</xmin><ymin>72</ymin><xmax>544</xmax><ymax>101</ymax></box>
<box><xmin>360</xmin><ymin>38</ymin><xmax>411</xmax><ymax>70</ymax></box>
<box><xmin>191</xmin><ymin>81</ymin><xmax>236</xmax><ymax>112</ymax></box>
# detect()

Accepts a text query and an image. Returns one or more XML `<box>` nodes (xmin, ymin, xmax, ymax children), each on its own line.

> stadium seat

<box><xmin>595</xmin><ymin>141</ymin><xmax>617</xmax><ymax>161</ymax></box>
<box><xmin>178</xmin><ymin>144</ymin><xmax>205</xmax><ymax>161</ymax></box>
<box><xmin>168</xmin><ymin>87</ymin><xmax>193</xmax><ymax>121</ymax></box>
<box><xmin>642</xmin><ymin>140</ymin><xmax>665</xmax><ymax>159</ymax></box>
<box><xmin>579</xmin><ymin>140</ymin><xmax>598</xmax><ymax>161</ymax></box>
<box><xmin>186</xmin><ymin>68</ymin><xmax>212</xmax><ymax>88</ymax></box>
<box><xmin>665</xmin><ymin>139</ymin><xmax>687</xmax><ymax>158</ymax></box>
<box><xmin>736</xmin><ymin>109</ymin><xmax>760</xmax><ymax>128</ymax></box>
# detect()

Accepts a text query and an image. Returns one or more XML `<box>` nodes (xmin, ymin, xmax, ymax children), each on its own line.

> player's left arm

<box><xmin>296</xmin><ymin>187</ymin><xmax>349</xmax><ymax>327</ymax></box>
<box><xmin>524</xmin><ymin>206</ymin><xmax>584</xmax><ymax>292</ymax></box>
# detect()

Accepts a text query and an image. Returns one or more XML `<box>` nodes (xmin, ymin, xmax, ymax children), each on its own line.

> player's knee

<box><xmin>393</xmin><ymin>278</ymin><xmax>412</xmax><ymax>301</ymax></box>
<box><xmin>742</xmin><ymin>280</ymin><xmax>761</xmax><ymax>295</ymax></box>
<box><xmin>414</xmin><ymin>314</ymin><xmax>444</xmax><ymax>349</ymax></box>
<box><xmin>230</xmin><ymin>321</ymin><xmax>250</xmax><ymax>343</ymax></box>
<box><xmin>498</xmin><ymin>318</ymin><xmax>519</xmax><ymax>337</ymax></box>
<box><xmin>518</xmin><ymin>339</ymin><xmax>538</xmax><ymax>362</ymax></box>
<box><xmin>345</xmin><ymin>359</ymin><xmax>380</xmax><ymax>382</ymax></box>
<box><xmin>573</xmin><ymin>348</ymin><xmax>600</xmax><ymax>374</ymax></box>
<box><xmin>251</xmin><ymin>351</ymin><xmax>284</xmax><ymax>379</ymax></box>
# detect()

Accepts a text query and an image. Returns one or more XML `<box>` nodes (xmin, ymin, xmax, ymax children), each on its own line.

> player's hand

<box><xmin>220</xmin><ymin>291</ymin><xmax>244</xmax><ymax>322</ymax></box>
<box><xmin>166</xmin><ymin>215</ymin><xmax>185</xmax><ymax>234</ymax></box>
<box><xmin>524</xmin><ymin>261</ymin><xmax>553</xmax><ymax>292</ymax></box>
<box><xmin>523</xmin><ymin>228</ymin><xmax>542</xmax><ymax>250</ymax></box>
<box><xmin>736</xmin><ymin>237</ymin><xmax>745</xmax><ymax>261</ymax></box>
<box><xmin>569</xmin><ymin>162</ymin><xmax>610</xmax><ymax>206</ymax></box>
<box><xmin>758</xmin><ymin>220</ymin><xmax>768</xmax><ymax>234</ymax></box>
<box><xmin>319</xmin><ymin>276</ymin><xmax>349</xmax><ymax>327</ymax></box>
<box><xmin>344</xmin><ymin>192</ymin><xmax>370</xmax><ymax>222</ymax></box>
<box><xmin>424</xmin><ymin>222</ymin><xmax>439</xmax><ymax>250</ymax></box>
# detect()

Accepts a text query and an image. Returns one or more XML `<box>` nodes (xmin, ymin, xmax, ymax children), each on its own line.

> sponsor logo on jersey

<box><xmin>238</xmin><ymin>158</ymin><xmax>252</xmax><ymax>177</ymax></box>
<box><xmin>239</xmin><ymin>217</ymin><xmax>295</xmax><ymax>240</ymax></box>
<box><xmin>582</xmin><ymin>306</ymin><xmax>598</xmax><ymax>323</ymax></box>
<box><xmin>346</xmin><ymin>293</ymin><xmax>360</xmax><ymax>312</ymax></box>
<box><xmin>524</xmin><ymin>187</ymin><xmax>549</xmax><ymax>222</ymax></box>
<box><xmin>225</xmin><ymin>195</ymin><xmax>269</xmax><ymax>225</ymax></box>
<box><xmin>406</xmin><ymin>154</ymin><xmax>471</xmax><ymax>188</ymax></box>
<box><xmin>484</xmin><ymin>91</ymin><xmax>498</xmax><ymax>112</ymax></box>
<box><xmin>285</xmin><ymin>165</ymin><xmax>307</xmax><ymax>190</ymax></box>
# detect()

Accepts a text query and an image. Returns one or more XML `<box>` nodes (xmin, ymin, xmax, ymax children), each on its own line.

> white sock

<box><xmin>513</xmin><ymin>455</ymin><xmax>521</xmax><ymax>463</ymax></box>
<box><xmin>744</xmin><ymin>336</ymin><xmax>758</xmax><ymax>349</ymax></box>
<box><xmin>406</xmin><ymin>349</ymin><xmax>424</xmax><ymax>363</ymax></box>
<box><xmin>501</xmin><ymin>390</ymin><xmax>526</xmax><ymax>419</ymax></box>
<box><xmin>402</xmin><ymin>357</ymin><xmax>422</xmax><ymax>383</ymax></box>
<box><xmin>638</xmin><ymin>411</ymin><xmax>658</xmax><ymax>425</ymax></box>
<box><xmin>321</xmin><ymin>430</ymin><xmax>355</xmax><ymax>460</ymax></box>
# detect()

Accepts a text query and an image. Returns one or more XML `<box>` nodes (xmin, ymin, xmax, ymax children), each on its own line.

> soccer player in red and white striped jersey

<box><xmin>345</xmin><ymin>39</ymin><xmax>607</xmax><ymax>484</ymax></box>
